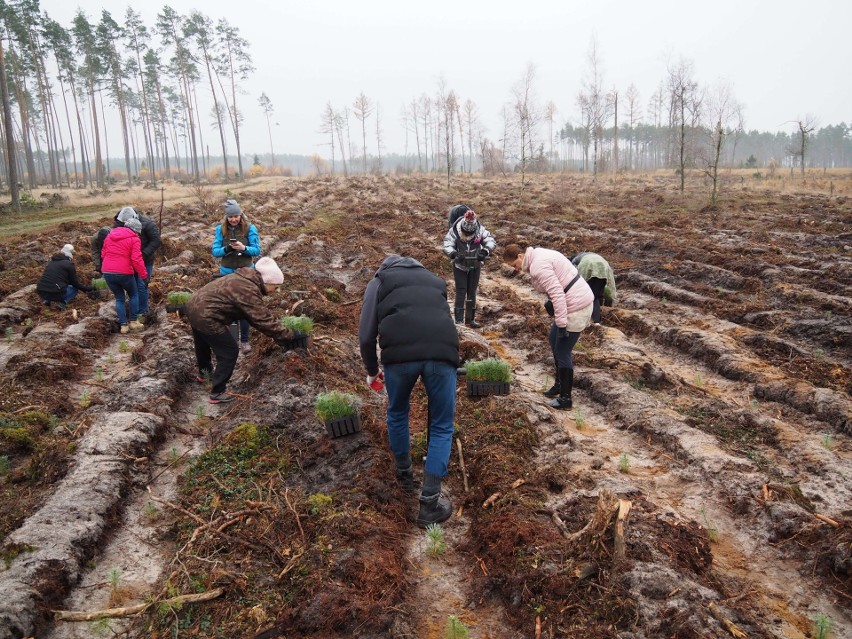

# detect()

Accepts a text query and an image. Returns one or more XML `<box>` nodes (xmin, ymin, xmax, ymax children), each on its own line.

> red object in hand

<box><xmin>369</xmin><ymin>371</ymin><xmax>385</xmax><ymax>392</ymax></box>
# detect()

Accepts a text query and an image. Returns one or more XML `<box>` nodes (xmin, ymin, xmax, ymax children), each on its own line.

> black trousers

<box><xmin>453</xmin><ymin>266</ymin><xmax>481</xmax><ymax>308</ymax></box>
<box><xmin>192</xmin><ymin>327</ymin><xmax>239</xmax><ymax>394</ymax></box>
<box><xmin>587</xmin><ymin>277</ymin><xmax>606</xmax><ymax>323</ymax></box>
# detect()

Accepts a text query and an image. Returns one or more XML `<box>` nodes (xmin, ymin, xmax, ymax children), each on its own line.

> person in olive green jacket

<box><xmin>571</xmin><ymin>252</ymin><xmax>617</xmax><ymax>324</ymax></box>
<box><xmin>186</xmin><ymin>257</ymin><xmax>307</xmax><ymax>404</ymax></box>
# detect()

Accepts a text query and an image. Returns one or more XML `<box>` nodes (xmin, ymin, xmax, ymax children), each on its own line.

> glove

<box><xmin>544</xmin><ymin>299</ymin><xmax>554</xmax><ymax>317</ymax></box>
<box><xmin>603</xmin><ymin>298</ymin><xmax>613</xmax><ymax>307</ymax></box>
<box><xmin>278</xmin><ymin>330</ymin><xmax>309</xmax><ymax>351</ymax></box>
<box><xmin>449</xmin><ymin>251</ymin><xmax>457</xmax><ymax>260</ymax></box>
<box><xmin>367</xmin><ymin>370</ymin><xmax>385</xmax><ymax>392</ymax></box>
<box><xmin>477</xmin><ymin>248</ymin><xmax>489</xmax><ymax>261</ymax></box>
<box><xmin>557</xmin><ymin>326</ymin><xmax>568</xmax><ymax>339</ymax></box>
<box><xmin>86</xmin><ymin>289</ymin><xmax>100</xmax><ymax>300</ymax></box>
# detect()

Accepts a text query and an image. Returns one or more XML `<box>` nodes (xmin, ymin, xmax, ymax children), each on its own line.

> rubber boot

<box><xmin>395</xmin><ymin>454</ymin><xmax>415</xmax><ymax>493</ymax></box>
<box><xmin>454</xmin><ymin>307</ymin><xmax>464</xmax><ymax>324</ymax></box>
<box><xmin>465</xmin><ymin>301</ymin><xmax>481</xmax><ymax>328</ymax></box>
<box><xmin>543</xmin><ymin>365</ymin><xmax>560</xmax><ymax>398</ymax></box>
<box><xmin>417</xmin><ymin>472</ymin><xmax>452</xmax><ymax>528</ymax></box>
<box><xmin>548</xmin><ymin>368</ymin><xmax>573</xmax><ymax>410</ymax></box>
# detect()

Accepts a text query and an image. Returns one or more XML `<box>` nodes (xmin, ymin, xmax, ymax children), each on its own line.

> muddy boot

<box><xmin>454</xmin><ymin>306</ymin><xmax>464</xmax><ymax>324</ymax></box>
<box><xmin>417</xmin><ymin>472</ymin><xmax>452</xmax><ymax>528</ymax></box>
<box><xmin>543</xmin><ymin>365</ymin><xmax>560</xmax><ymax>398</ymax></box>
<box><xmin>548</xmin><ymin>368</ymin><xmax>573</xmax><ymax>410</ymax></box>
<box><xmin>464</xmin><ymin>301</ymin><xmax>481</xmax><ymax>329</ymax></box>
<box><xmin>395</xmin><ymin>454</ymin><xmax>415</xmax><ymax>493</ymax></box>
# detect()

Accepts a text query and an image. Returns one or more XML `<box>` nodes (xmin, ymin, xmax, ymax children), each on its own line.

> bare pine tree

<box><xmin>352</xmin><ymin>92</ymin><xmax>373</xmax><ymax>174</ymax></box>
<box><xmin>788</xmin><ymin>115</ymin><xmax>817</xmax><ymax>175</ymax></box>
<box><xmin>258</xmin><ymin>92</ymin><xmax>274</xmax><ymax>167</ymax></box>
<box><xmin>625</xmin><ymin>84</ymin><xmax>641</xmax><ymax>170</ymax></box>
<box><xmin>702</xmin><ymin>82</ymin><xmax>741</xmax><ymax>206</ymax></box>
<box><xmin>666</xmin><ymin>57</ymin><xmax>701</xmax><ymax>192</ymax></box>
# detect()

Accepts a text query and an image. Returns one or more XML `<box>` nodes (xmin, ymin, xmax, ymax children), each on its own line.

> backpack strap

<box><xmin>563</xmin><ymin>273</ymin><xmax>581</xmax><ymax>293</ymax></box>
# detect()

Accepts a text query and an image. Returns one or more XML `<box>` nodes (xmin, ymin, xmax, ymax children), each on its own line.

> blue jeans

<box><xmin>38</xmin><ymin>286</ymin><xmax>77</xmax><ymax>306</ymax></box>
<box><xmin>104</xmin><ymin>273</ymin><xmax>139</xmax><ymax>325</ymax></box>
<box><xmin>135</xmin><ymin>263</ymin><xmax>154</xmax><ymax>314</ymax></box>
<box><xmin>548</xmin><ymin>323</ymin><xmax>581</xmax><ymax>369</ymax></box>
<box><xmin>64</xmin><ymin>285</ymin><xmax>78</xmax><ymax>304</ymax></box>
<box><xmin>384</xmin><ymin>360</ymin><xmax>456</xmax><ymax>478</ymax></box>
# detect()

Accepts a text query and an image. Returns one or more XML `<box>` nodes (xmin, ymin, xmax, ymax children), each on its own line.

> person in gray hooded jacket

<box><xmin>442</xmin><ymin>208</ymin><xmax>497</xmax><ymax>328</ymax></box>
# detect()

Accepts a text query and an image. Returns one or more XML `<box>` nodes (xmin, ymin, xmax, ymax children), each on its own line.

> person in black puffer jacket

<box><xmin>36</xmin><ymin>244</ymin><xmax>93</xmax><ymax>309</ymax></box>
<box><xmin>358</xmin><ymin>255</ymin><xmax>460</xmax><ymax>529</ymax></box>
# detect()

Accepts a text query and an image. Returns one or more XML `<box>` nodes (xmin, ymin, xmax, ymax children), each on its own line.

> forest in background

<box><xmin>0</xmin><ymin>0</ymin><xmax>849</xmax><ymax>208</ymax></box>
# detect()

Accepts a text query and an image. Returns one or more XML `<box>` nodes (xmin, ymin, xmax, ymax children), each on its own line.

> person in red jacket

<box><xmin>101</xmin><ymin>218</ymin><xmax>148</xmax><ymax>333</ymax></box>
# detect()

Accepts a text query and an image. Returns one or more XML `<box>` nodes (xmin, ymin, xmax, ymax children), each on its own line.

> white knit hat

<box><xmin>255</xmin><ymin>257</ymin><xmax>284</xmax><ymax>285</ymax></box>
<box><xmin>61</xmin><ymin>244</ymin><xmax>74</xmax><ymax>258</ymax></box>
<box><xmin>116</xmin><ymin>206</ymin><xmax>139</xmax><ymax>224</ymax></box>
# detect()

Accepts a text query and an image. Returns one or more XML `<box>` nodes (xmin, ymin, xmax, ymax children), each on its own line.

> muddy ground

<box><xmin>0</xmin><ymin>173</ymin><xmax>849</xmax><ymax>639</ymax></box>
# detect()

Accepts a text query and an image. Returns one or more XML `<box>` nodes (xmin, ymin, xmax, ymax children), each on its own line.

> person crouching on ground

<box><xmin>186</xmin><ymin>256</ymin><xmax>308</xmax><ymax>404</ymax></box>
<box><xmin>101</xmin><ymin>218</ymin><xmax>147</xmax><ymax>333</ymax></box>
<box><xmin>503</xmin><ymin>243</ymin><xmax>593</xmax><ymax>410</ymax></box>
<box><xmin>358</xmin><ymin>255</ymin><xmax>460</xmax><ymax>527</ymax></box>
<box><xmin>442</xmin><ymin>208</ymin><xmax>497</xmax><ymax>327</ymax></box>
<box><xmin>36</xmin><ymin>244</ymin><xmax>94</xmax><ymax>310</ymax></box>
<box><xmin>571</xmin><ymin>252</ymin><xmax>616</xmax><ymax>324</ymax></box>
<box><xmin>212</xmin><ymin>199</ymin><xmax>261</xmax><ymax>354</ymax></box>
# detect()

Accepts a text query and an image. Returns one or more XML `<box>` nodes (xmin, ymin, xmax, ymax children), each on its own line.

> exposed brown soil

<box><xmin>0</xmin><ymin>173</ymin><xmax>849</xmax><ymax>639</ymax></box>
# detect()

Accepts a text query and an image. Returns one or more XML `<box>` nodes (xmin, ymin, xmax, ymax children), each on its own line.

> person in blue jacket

<box><xmin>212</xmin><ymin>199</ymin><xmax>261</xmax><ymax>353</ymax></box>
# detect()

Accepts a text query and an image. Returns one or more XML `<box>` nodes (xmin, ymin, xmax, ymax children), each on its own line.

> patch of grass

<box><xmin>167</xmin><ymin>291</ymin><xmax>192</xmax><ymax>305</ymax></box>
<box><xmin>1</xmin><ymin>543</ymin><xmax>36</xmax><ymax>568</ymax></box>
<box><xmin>445</xmin><ymin>614</ymin><xmax>469</xmax><ymax>639</ymax></box>
<box><xmin>426</xmin><ymin>523</ymin><xmax>447</xmax><ymax>557</ymax></box>
<box><xmin>314</xmin><ymin>391</ymin><xmax>360</xmax><ymax>421</ymax></box>
<box><xmin>465</xmin><ymin>357</ymin><xmax>511</xmax><ymax>382</ymax></box>
<box><xmin>617</xmin><ymin>452</ymin><xmax>630</xmax><ymax>474</ymax></box>
<box><xmin>280</xmin><ymin>314</ymin><xmax>314</xmax><ymax>334</ymax></box>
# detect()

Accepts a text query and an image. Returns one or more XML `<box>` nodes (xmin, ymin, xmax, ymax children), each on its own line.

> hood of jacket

<box><xmin>374</xmin><ymin>255</ymin><xmax>423</xmax><ymax>276</ymax></box>
<box><xmin>50</xmin><ymin>253</ymin><xmax>71</xmax><ymax>262</ymax></box>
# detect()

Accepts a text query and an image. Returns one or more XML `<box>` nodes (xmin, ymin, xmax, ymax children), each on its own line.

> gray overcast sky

<box><xmin>41</xmin><ymin>0</ymin><xmax>852</xmax><ymax>158</ymax></box>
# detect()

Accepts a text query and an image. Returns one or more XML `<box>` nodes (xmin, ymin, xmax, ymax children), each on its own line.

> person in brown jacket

<box><xmin>186</xmin><ymin>256</ymin><xmax>307</xmax><ymax>404</ymax></box>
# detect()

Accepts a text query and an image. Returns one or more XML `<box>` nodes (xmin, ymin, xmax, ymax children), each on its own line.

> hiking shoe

<box><xmin>120</xmin><ymin>324</ymin><xmax>130</xmax><ymax>334</ymax></box>
<box><xmin>209</xmin><ymin>392</ymin><xmax>235</xmax><ymax>404</ymax></box>
<box><xmin>240</xmin><ymin>342</ymin><xmax>252</xmax><ymax>353</ymax></box>
<box><xmin>129</xmin><ymin>320</ymin><xmax>144</xmax><ymax>331</ymax></box>
<box><xmin>396</xmin><ymin>465</ymin><xmax>415</xmax><ymax>493</ymax></box>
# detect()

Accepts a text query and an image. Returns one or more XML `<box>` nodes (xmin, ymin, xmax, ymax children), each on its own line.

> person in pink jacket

<box><xmin>101</xmin><ymin>218</ymin><xmax>148</xmax><ymax>333</ymax></box>
<box><xmin>503</xmin><ymin>243</ymin><xmax>594</xmax><ymax>409</ymax></box>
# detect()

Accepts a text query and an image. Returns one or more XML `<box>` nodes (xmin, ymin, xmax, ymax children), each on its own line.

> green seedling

<box><xmin>307</xmin><ymin>493</ymin><xmax>333</xmax><ymax>515</ymax></box>
<box><xmin>89</xmin><ymin>618</ymin><xmax>113</xmax><ymax>637</ymax></box>
<box><xmin>814</xmin><ymin>613</ymin><xmax>832</xmax><ymax>639</ymax></box>
<box><xmin>574</xmin><ymin>408</ymin><xmax>586</xmax><ymax>429</ymax></box>
<box><xmin>4</xmin><ymin>326</ymin><xmax>13</xmax><ymax>341</ymax></box>
<box><xmin>118</xmin><ymin>341</ymin><xmax>130</xmax><ymax>353</ymax></box>
<box><xmin>79</xmin><ymin>391</ymin><xmax>91</xmax><ymax>409</ymax></box>
<box><xmin>426</xmin><ymin>523</ymin><xmax>446</xmax><ymax>557</ymax></box>
<box><xmin>92</xmin><ymin>277</ymin><xmax>108</xmax><ymax>290</ymax></box>
<box><xmin>166</xmin><ymin>291</ymin><xmax>192</xmax><ymax>305</ymax></box>
<box><xmin>700</xmin><ymin>508</ymin><xmax>719</xmax><ymax>542</ymax></box>
<box><xmin>106</xmin><ymin>354</ymin><xmax>115</xmax><ymax>364</ymax></box>
<box><xmin>813</xmin><ymin>348</ymin><xmax>825</xmax><ymax>359</ymax></box>
<box><xmin>280</xmin><ymin>314</ymin><xmax>315</xmax><ymax>334</ymax></box>
<box><xmin>108</xmin><ymin>567</ymin><xmax>121</xmax><ymax>592</ymax></box>
<box><xmin>0</xmin><ymin>455</ymin><xmax>10</xmax><ymax>475</ymax></box>
<box><xmin>445</xmin><ymin>615</ymin><xmax>469</xmax><ymax>639</ymax></box>
<box><xmin>617</xmin><ymin>452</ymin><xmax>630</xmax><ymax>474</ymax></box>
<box><xmin>465</xmin><ymin>357</ymin><xmax>511</xmax><ymax>383</ymax></box>
<box><xmin>24</xmin><ymin>318</ymin><xmax>33</xmax><ymax>328</ymax></box>
<box><xmin>195</xmin><ymin>405</ymin><xmax>206</xmax><ymax>420</ymax></box>
<box><xmin>144</xmin><ymin>500</ymin><xmax>158</xmax><ymax>521</ymax></box>
<box><xmin>820</xmin><ymin>434</ymin><xmax>835</xmax><ymax>451</ymax></box>
<box><xmin>95</xmin><ymin>367</ymin><xmax>104</xmax><ymax>382</ymax></box>
<box><xmin>694</xmin><ymin>373</ymin><xmax>704</xmax><ymax>388</ymax></box>
<box><xmin>315</xmin><ymin>391</ymin><xmax>360</xmax><ymax>421</ymax></box>
<box><xmin>169</xmin><ymin>446</ymin><xmax>180</xmax><ymax>463</ymax></box>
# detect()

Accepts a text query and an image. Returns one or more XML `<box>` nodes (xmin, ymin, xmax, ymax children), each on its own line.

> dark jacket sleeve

<box><xmin>358</xmin><ymin>278</ymin><xmax>381</xmax><ymax>376</ymax></box>
<box><xmin>65</xmin><ymin>261</ymin><xmax>91</xmax><ymax>292</ymax></box>
<box><xmin>140</xmin><ymin>217</ymin><xmax>162</xmax><ymax>264</ymax></box>
<box><xmin>91</xmin><ymin>228</ymin><xmax>107</xmax><ymax>271</ymax></box>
